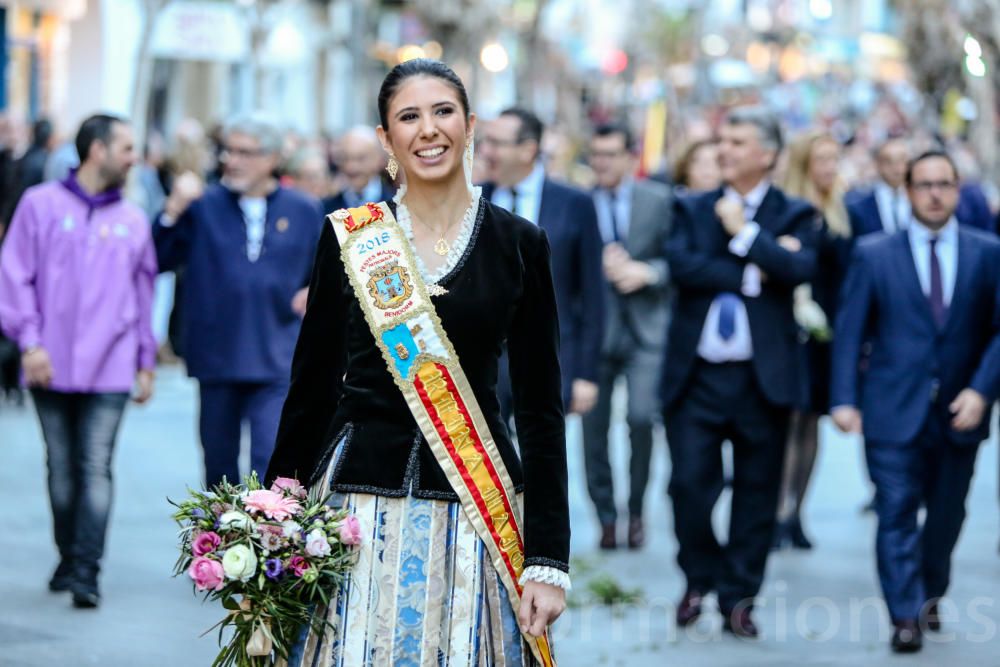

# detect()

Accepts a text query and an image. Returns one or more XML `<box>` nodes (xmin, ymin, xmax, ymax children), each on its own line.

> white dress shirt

<box><xmin>874</xmin><ymin>181</ymin><xmax>911</xmax><ymax>233</ymax></box>
<box><xmin>239</xmin><ymin>196</ymin><xmax>267</xmax><ymax>262</ymax></box>
<box><xmin>594</xmin><ymin>178</ymin><xmax>634</xmax><ymax>244</ymax></box>
<box><xmin>696</xmin><ymin>181</ymin><xmax>771</xmax><ymax>362</ymax></box>
<box><xmin>491</xmin><ymin>162</ymin><xmax>546</xmax><ymax>225</ymax></box>
<box><xmin>908</xmin><ymin>216</ymin><xmax>958</xmax><ymax>307</ymax></box>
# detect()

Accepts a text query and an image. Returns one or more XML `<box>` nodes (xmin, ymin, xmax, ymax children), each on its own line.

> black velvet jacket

<box><xmin>265</xmin><ymin>199</ymin><xmax>570</xmax><ymax>571</ymax></box>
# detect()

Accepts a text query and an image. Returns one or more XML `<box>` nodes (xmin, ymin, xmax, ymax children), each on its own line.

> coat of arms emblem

<box><xmin>367</xmin><ymin>261</ymin><xmax>414</xmax><ymax>309</ymax></box>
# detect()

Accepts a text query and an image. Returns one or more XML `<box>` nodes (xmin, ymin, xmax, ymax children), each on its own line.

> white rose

<box><xmin>222</xmin><ymin>544</ymin><xmax>257</xmax><ymax>582</ymax></box>
<box><xmin>219</xmin><ymin>511</ymin><xmax>252</xmax><ymax>531</ymax></box>
<box><xmin>281</xmin><ymin>520</ymin><xmax>303</xmax><ymax>539</ymax></box>
<box><xmin>305</xmin><ymin>529</ymin><xmax>331</xmax><ymax>558</ymax></box>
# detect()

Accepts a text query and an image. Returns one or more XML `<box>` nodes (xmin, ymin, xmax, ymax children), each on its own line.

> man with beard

<box><xmin>0</xmin><ymin>114</ymin><xmax>157</xmax><ymax>608</ymax></box>
<box><xmin>153</xmin><ymin>112</ymin><xmax>321</xmax><ymax>489</ymax></box>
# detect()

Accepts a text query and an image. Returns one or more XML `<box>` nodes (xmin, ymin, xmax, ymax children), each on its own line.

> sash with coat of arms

<box><xmin>328</xmin><ymin>201</ymin><xmax>557</xmax><ymax>667</ymax></box>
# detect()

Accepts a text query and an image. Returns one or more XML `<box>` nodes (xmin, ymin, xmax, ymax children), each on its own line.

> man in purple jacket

<box><xmin>0</xmin><ymin>113</ymin><xmax>157</xmax><ymax>609</ymax></box>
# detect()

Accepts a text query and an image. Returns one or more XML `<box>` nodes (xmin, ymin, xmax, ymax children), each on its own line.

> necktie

<box><xmin>928</xmin><ymin>237</ymin><xmax>945</xmax><ymax>327</ymax></box>
<box><xmin>714</xmin><ymin>196</ymin><xmax>748</xmax><ymax>342</ymax></box>
<box><xmin>510</xmin><ymin>188</ymin><xmax>519</xmax><ymax>217</ymax></box>
<box><xmin>608</xmin><ymin>190</ymin><xmax>620</xmax><ymax>243</ymax></box>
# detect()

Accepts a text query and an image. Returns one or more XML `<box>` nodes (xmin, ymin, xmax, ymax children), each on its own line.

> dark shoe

<box><xmin>676</xmin><ymin>589</ymin><xmax>705</xmax><ymax>627</ymax></box>
<box><xmin>70</xmin><ymin>566</ymin><xmax>100</xmax><ymax>609</ymax></box>
<box><xmin>788</xmin><ymin>517</ymin><xmax>814</xmax><ymax>550</ymax></box>
<box><xmin>722</xmin><ymin>607</ymin><xmax>759</xmax><ymax>639</ymax></box>
<box><xmin>771</xmin><ymin>520</ymin><xmax>790</xmax><ymax>552</ymax></box>
<box><xmin>891</xmin><ymin>620</ymin><xmax>922</xmax><ymax>653</ymax></box>
<box><xmin>923</xmin><ymin>601</ymin><xmax>942</xmax><ymax>632</ymax></box>
<box><xmin>48</xmin><ymin>561</ymin><xmax>75</xmax><ymax>592</ymax></box>
<box><xmin>599</xmin><ymin>522</ymin><xmax>617</xmax><ymax>550</ymax></box>
<box><xmin>627</xmin><ymin>517</ymin><xmax>645</xmax><ymax>549</ymax></box>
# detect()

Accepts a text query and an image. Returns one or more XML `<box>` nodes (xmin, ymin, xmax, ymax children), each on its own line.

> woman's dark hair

<box><xmin>377</xmin><ymin>59</ymin><xmax>470</xmax><ymax>128</ymax></box>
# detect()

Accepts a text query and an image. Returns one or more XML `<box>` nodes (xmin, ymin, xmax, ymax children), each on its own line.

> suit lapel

<box><xmin>945</xmin><ymin>228</ymin><xmax>976</xmax><ymax>332</ymax></box>
<box><xmin>625</xmin><ymin>184</ymin><xmax>649</xmax><ymax>254</ymax></box>
<box><xmin>752</xmin><ymin>186</ymin><xmax>782</xmax><ymax>232</ymax></box>
<box><xmin>538</xmin><ymin>179</ymin><xmax>555</xmax><ymax>231</ymax></box>
<box><xmin>896</xmin><ymin>231</ymin><xmax>937</xmax><ymax>330</ymax></box>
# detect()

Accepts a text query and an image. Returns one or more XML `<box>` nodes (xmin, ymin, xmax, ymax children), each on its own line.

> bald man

<box><xmin>322</xmin><ymin>126</ymin><xmax>395</xmax><ymax>213</ymax></box>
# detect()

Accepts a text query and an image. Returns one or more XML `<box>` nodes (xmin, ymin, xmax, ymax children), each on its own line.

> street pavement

<box><xmin>2</xmin><ymin>366</ymin><xmax>999</xmax><ymax>666</ymax></box>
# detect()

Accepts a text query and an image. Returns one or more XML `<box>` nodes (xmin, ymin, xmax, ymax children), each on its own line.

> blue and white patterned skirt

<box><xmin>281</xmin><ymin>489</ymin><xmax>540</xmax><ymax>667</ymax></box>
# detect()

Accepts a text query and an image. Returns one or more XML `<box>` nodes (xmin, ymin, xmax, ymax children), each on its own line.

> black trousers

<box><xmin>664</xmin><ymin>360</ymin><xmax>789</xmax><ymax>612</ymax></box>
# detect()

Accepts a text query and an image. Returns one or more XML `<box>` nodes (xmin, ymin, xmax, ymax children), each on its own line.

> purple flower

<box><xmin>264</xmin><ymin>558</ymin><xmax>284</xmax><ymax>580</ymax></box>
<box><xmin>191</xmin><ymin>508</ymin><xmax>207</xmax><ymax>519</ymax></box>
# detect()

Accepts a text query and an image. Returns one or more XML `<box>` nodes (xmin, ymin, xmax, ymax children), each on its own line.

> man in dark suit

<box><xmin>831</xmin><ymin>150</ymin><xmax>1000</xmax><ymax>653</ymax></box>
<box><xmin>479</xmin><ymin>108</ymin><xmax>604</xmax><ymax>415</ymax></box>
<box><xmin>847</xmin><ymin>137</ymin><xmax>911</xmax><ymax>237</ymax></box>
<box><xmin>321</xmin><ymin>126</ymin><xmax>394</xmax><ymax>214</ymax></box>
<box><xmin>581</xmin><ymin>123</ymin><xmax>673</xmax><ymax>550</ymax></box>
<box><xmin>661</xmin><ymin>106</ymin><xmax>819</xmax><ymax>638</ymax></box>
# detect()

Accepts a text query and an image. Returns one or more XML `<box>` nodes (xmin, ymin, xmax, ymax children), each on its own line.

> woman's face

<box><xmin>377</xmin><ymin>75</ymin><xmax>473</xmax><ymax>187</ymax></box>
<box><xmin>687</xmin><ymin>143</ymin><xmax>721</xmax><ymax>192</ymax></box>
<box><xmin>808</xmin><ymin>138</ymin><xmax>840</xmax><ymax>194</ymax></box>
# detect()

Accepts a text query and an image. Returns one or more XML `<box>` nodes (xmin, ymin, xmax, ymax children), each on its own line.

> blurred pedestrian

<box><xmin>775</xmin><ymin>130</ymin><xmax>853</xmax><ymax>550</ymax></box>
<box><xmin>9</xmin><ymin>118</ymin><xmax>54</xmax><ymax>212</ymax></box>
<box><xmin>673</xmin><ymin>139</ymin><xmax>722</xmax><ymax>194</ymax></box>
<box><xmin>322</xmin><ymin>126</ymin><xmax>394</xmax><ymax>214</ymax></box>
<box><xmin>662</xmin><ymin>106</ymin><xmax>819</xmax><ymax>638</ymax></box>
<box><xmin>0</xmin><ymin>113</ymin><xmax>156</xmax><ymax>608</ymax></box>
<box><xmin>831</xmin><ymin>150</ymin><xmax>1000</xmax><ymax>653</ymax></box>
<box><xmin>480</xmin><ymin>107</ymin><xmax>605</xmax><ymax>417</ymax></box>
<box><xmin>847</xmin><ymin>137</ymin><xmax>910</xmax><ymax>237</ymax></box>
<box><xmin>286</xmin><ymin>147</ymin><xmax>332</xmax><ymax>203</ymax></box>
<box><xmin>153</xmin><ymin>112</ymin><xmax>321</xmax><ymax>489</ymax></box>
<box><xmin>582</xmin><ymin>122</ymin><xmax>673</xmax><ymax>550</ymax></box>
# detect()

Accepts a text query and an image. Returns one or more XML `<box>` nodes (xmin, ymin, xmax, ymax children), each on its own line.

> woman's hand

<box><xmin>518</xmin><ymin>580</ymin><xmax>567</xmax><ymax>637</ymax></box>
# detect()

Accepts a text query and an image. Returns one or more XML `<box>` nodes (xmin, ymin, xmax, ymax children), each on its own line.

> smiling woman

<box><xmin>266</xmin><ymin>59</ymin><xmax>571</xmax><ymax>667</ymax></box>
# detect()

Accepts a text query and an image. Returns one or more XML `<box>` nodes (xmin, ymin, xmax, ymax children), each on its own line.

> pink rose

<box><xmin>188</xmin><ymin>557</ymin><xmax>225</xmax><ymax>591</ymax></box>
<box><xmin>338</xmin><ymin>516</ymin><xmax>362</xmax><ymax>546</ymax></box>
<box><xmin>243</xmin><ymin>490</ymin><xmax>302</xmax><ymax>522</ymax></box>
<box><xmin>288</xmin><ymin>555</ymin><xmax>309</xmax><ymax>577</ymax></box>
<box><xmin>192</xmin><ymin>531</ymin><xmax>222</xmax><ymax>557</ymax></box>
<box><xmin>271</xmin><ymin>477</ymin><xmax>307</xmax><ymax>499</ymax></box>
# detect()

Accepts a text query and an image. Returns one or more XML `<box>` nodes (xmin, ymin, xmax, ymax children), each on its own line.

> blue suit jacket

<box><xmin>831</xmin><ymin>227</ymin><xmax>1000</xmax><ymax>445</ymax></box>
<box><xmin>481</xmin><ymin>179</ymin><xmax>605</xmax><ymax>401</ymax></box>
<box><xmin>153</xmin><ymin>185</ymin><xmax>322</xmax><ymax>382</ymax></box>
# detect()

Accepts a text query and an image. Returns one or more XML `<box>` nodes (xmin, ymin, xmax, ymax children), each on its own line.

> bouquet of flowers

<box><xmin>171</xmin><ymin>474</ymin><xmax>360</xmax><ymax>667</ymax></box>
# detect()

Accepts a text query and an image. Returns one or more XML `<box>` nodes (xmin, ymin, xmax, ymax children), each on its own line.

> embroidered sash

<box><xmin>329</xmin><ymin>202</ymin><xmax>556</xmax><ymax>666</ymax></box>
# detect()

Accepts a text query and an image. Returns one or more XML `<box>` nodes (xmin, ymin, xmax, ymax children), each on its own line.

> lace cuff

<box><xmin>518</xmin><ymin>565</ymin><xmax>572</xmax><ymax>591</ymax></box>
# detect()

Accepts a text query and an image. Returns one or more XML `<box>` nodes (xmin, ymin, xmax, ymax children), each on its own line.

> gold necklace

<box><xmin>411</xmin><ymin>212</ymin><xmax>461</xmax><ymax>256</ymax></box>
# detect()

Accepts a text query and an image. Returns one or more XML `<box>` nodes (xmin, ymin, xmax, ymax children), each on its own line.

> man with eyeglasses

<box><xmin>581</xmin><ymin>122</ymin><xmax>673</xmax><ymax>550</ymax></box>
<box><xmin>153</xmin><ymin>112</ymin><xmax>321</xmax><ymax>488</ymax></box>
<box><xmin>832</xmin><ymin>150</ymin><xmax>1000</xmax><ymax>653</ymax></box>
<box><xmin>479</xmin><ymin>108</ymin><xmax>604</xmax><ymax>420</ymax></box>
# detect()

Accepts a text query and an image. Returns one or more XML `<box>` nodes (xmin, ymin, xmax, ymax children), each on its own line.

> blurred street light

<box><xmin>809</xmin><ymin>0</ymin><xmax>833</xmax><ymax>21</ymax></box>
<box><xmin>701</xmin><ymin>34</ymin><xmax>729</xmax><ymax>58</ymax></box>
<box><xmin>480</xmin><ymin>42</ymin><xmax>509</xmax><ymax>73</ymax></box>
<box><xmin>397</xmin><ymin>44</ymin><xmax>426</xmax><ymax>63</ymax></box>
<box><xmin>964</xmin><ymin>35</ymin><xmax>986</xmax><ymax>77</ymax></box>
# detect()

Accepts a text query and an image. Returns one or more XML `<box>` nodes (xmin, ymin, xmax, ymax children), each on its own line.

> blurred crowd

<box><xmin>0</xmin><ymin>94</ymin><xmax>998</xmax><ymax>655</ymax></box>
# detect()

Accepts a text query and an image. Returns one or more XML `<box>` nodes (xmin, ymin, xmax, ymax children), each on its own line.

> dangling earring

<box><xmin>386</xmin><ymin>154</ymin><xmax>399</xmax><ymax>180</ymax></box>
<box><xmin>463</xmin><ymin>138</ymin><xmax>475</xmax><ymax>192</ymax></box>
